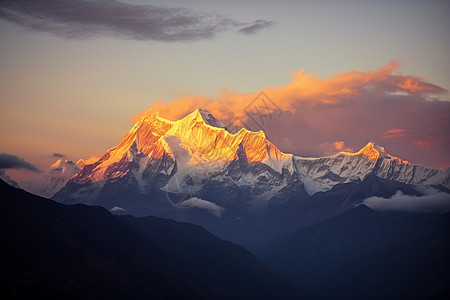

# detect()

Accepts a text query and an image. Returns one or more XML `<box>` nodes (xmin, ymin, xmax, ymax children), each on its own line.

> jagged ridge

<box><xmin>55</xmin><ymin>109</ymin><xmax>298</xmax><ymax>210</ymax></box>
<box><xmin>294</xmin><ymin>142</ymin><xmax>447</xmax><ymax>194</ymax></box>
<box><xmin>42</xmin><ymin>108</ymin><xmax>449</xmax><ymax>215</ymax></box>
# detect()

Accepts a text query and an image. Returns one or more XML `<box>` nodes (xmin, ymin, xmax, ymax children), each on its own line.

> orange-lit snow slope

<box><xmin>72</xmin><ymin>108</ymin><xmax>294</xmax><ymax>184</ymax></box>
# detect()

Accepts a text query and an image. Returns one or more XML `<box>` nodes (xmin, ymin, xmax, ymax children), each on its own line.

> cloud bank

<box><xmin>0</xmin><ymin>153</ymin><xmax>41</xmax><ymax>172</ymax></box>
<box><xmin>0</xmin><ymin>0</ymin><xmax>274</xmax><ymax>42</ymax></box>
<box><xmin>133</xmin><ymin>61</ymin><xmax>449</xmax><ymax>168</ymax></box>
<box><xmin>364</xmin><ymin>188</ymin><xmax>450</xmax><ymax>213</ymax></box>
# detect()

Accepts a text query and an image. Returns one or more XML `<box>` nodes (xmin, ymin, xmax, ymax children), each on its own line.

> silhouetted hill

<box><xmin>0</xmin><ymin>180</ymin><xmax>299</xmax><ymax>299</ymax></box>
<box><xmin>263</xmin><ymin>204</ymin><xmax>450</xmax><ymax>299</ymax></box>
<box><xmin>118</xmin><ymin>215</ymin><xmax>299</xmax><ymax>299</ymax></box>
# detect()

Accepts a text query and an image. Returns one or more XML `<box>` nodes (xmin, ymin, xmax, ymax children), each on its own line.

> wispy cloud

<box><xmin>238</xmin><ymin>20</ymin><xmax>275</xmax><ymax>35</ymax></box>
<box><xmin>381</xmin><ymin>128</ymin><xmax>447</xmax><ymax>151</ymax></box>
<box><xmin>363</xmin><ymin>188</ymin><xmax>450</xmax><ymax>213</ymax></box>
<box><xmin>0</xmin><ymin>0</ymin><xmax>274</xmax><ymax>42</ymax></box>
<box><xmin>0</xmin><ymin>153</ymin><xmax>41</xmax><ymax>172</ymax></box>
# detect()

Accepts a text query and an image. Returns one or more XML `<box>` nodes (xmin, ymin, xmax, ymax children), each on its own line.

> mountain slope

<box><xmin>54</xmin><ymin>109</ymin><xmax>300</xmax><ymax>215</ymax></box>
<box><xmin>21</xmin><ymin>159</ymin><xmax>80</xmax><ymax>198</ymax></box>
<box><xmin>0</xmin><ymin>169</ymin><xmax>20</xmax><ymax>188</ymax></box>
<box><xmin>0</xmin><ymin>179</ymin><xmax>299</xmax><ymax>299</ymax></box>
<box><xmin>118</xmin><ymin>215</ymin><xmax>299</xmax><ymax>300</ymax></box>
<box><xmin>295</xmin><ymin>142</ymin><xmax>448</xmax><ymax>194</ymax></box>
<box><xmin>267</xmin><ymin>174</ymin><xmax>423</xmax><ymax>238</ymax></box>
<box><xmin>263</xmin><ymin>204</ymin><xmax>450</xmax><ymax>299</ymax></box>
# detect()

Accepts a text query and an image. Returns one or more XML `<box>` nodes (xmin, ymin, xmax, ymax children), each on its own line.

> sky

<box><xmin>0</xmin><ymin>0</ymin><xmax>449</xmax><ymax>181</ymax></box>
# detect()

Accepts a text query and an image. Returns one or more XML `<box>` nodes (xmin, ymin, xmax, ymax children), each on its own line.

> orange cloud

<box><xmin>395</xmin><ymin>77</ymin><xmax>439</xmax><ymax>93</ymax></box>
<box><xmin>131</xmin><ymin>61</ymin><xmax>447</xmax><ymax>128</ymax></box>
<box><xmin>318</xmin><ymin>141</ymin><xmax>354</xmax><ymax>156</ymax></box>
<box><xmin>130</xmin><ymin>62</ymin><xmax>449</xmax><ymax>168</ymax></box>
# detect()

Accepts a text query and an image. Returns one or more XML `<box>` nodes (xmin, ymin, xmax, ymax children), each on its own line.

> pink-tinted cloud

<box><xmin>318</xmin><ymin>141</ymin><xmax>354</xmax><ymax>156</ymax></box>
<box><xmin>133</xmin><ymin>62</ymin><xmax>450</xmax><ymax>168</ymax></box>
<box><xmin>381</xmin><ymin>129</ymin><xmax>414</xmax><ymax>139</ymax></box>
<box><xmin>381</xmin><ymin>128</ymin><xmax>449</xmax><ymax>151</ymax></box>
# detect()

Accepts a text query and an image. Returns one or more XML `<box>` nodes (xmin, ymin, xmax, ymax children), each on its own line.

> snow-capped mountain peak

<box><xmin>51</xmin><ymin>158</ymin><xmax>66</xmax><ymax>168</ymax></box>
<box><xmin>50</xmin><ymin>159</ymin><xmax>79</xmax><ymax>174</ymax></box>
<box><xmin>346</xmin><ymin>142</ymin><xmax>406</xmax><ymax>162</ymax></box>
<box><xmin>21</xmin><ymin>159</ymin><xmax>80</xmax><ymax>198</ymax></box>
<box><xmin>55</xmin><ymin>108</ymin><xmax>298</xmax><ymax>211</ymax></box>
<box><xmin>355</xmin><ymin>142</ymin><xmax>387</xmax><ymax>159</ymax></box>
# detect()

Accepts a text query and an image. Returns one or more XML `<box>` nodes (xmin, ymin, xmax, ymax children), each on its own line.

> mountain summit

<box><xmin>21</xmin><ymin>159</ymin><xmax>80</xmax><ymax>198</ymax></box>
<box><xmin>54</xmin><ymin>109</ymin><xmax>298</xmax><ymax>213</ymax></box>
<box><xmin>54</xmin><ymin>109</ymin><xmax>448</xmax><ymax>210</ymax></box>
<box><xmin>352</xmin><ymin>142</ymin><xmax>402</xmax><ymax>161</ymax></box>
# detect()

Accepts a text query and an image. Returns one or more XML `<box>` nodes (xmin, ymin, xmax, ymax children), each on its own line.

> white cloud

<box><xmin>110</xmin><ymin>206</ymin><xmax>126</xmax><ymax>213</ymax></box>
<box><xmin>363</xmin><ymin>188</ymin><xmax>450</xmax><ymax>213</ymax></box>
<box><xmin>179</xmin><ymin>197</ymin><xmax>225</xmax><ymax>217</ymax></box>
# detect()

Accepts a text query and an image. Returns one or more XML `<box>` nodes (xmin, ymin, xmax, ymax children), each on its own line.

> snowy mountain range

<box><xmin>295</xmin><ymin>142</ymin><xmax>449</xmax><ymax>195</ymax></box>
<box><xmin>52</xmin><ymin>109</ymin><xmax>448</xmax><ymax>206</ymax></box>
<box><xmin>14</xmin><ymin>108</ymin><xmax>447</xmax><ymax>250</ymax></box>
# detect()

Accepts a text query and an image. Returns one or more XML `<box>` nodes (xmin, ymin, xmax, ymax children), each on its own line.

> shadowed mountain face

<box><xmin>262</xmin><ymin>205</ymin><xmax>450</xmax><ymax>299</ymax></box>
<box><xmin>0</xmin><ymin>180</ymin><xmax>299</xmax><ymax>300</ymax></box>
<box><xmin>277</xmin><ymin>174</ymin><xmax>422</xmax><ymax>231</ymax></box>
<box><xmin>49</xmin><ymin>173</ymin><xmax>447</xmax><ymax>254</ymax></box>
